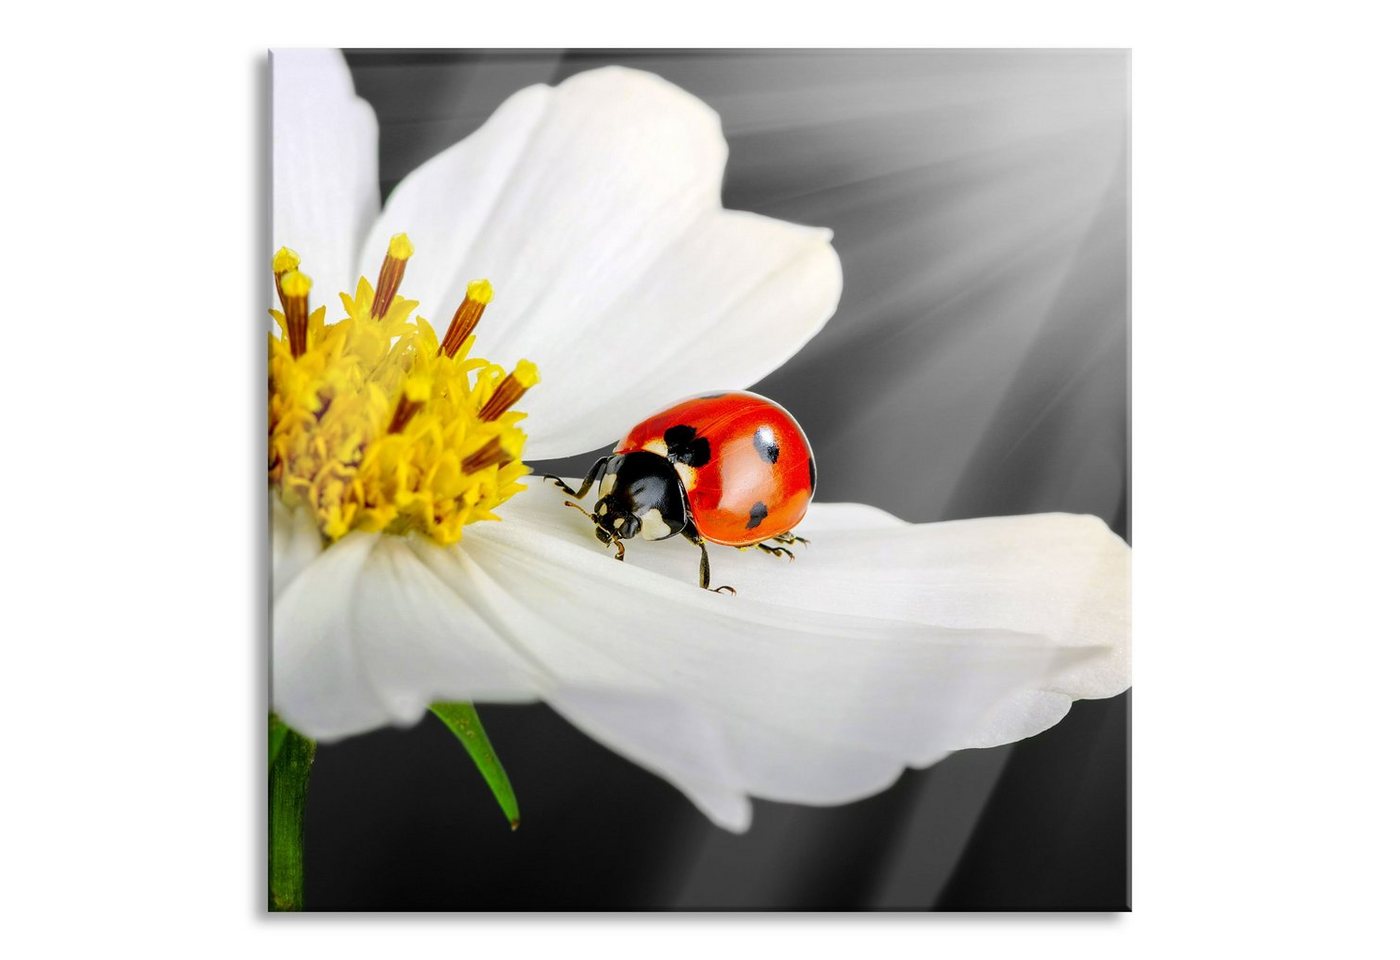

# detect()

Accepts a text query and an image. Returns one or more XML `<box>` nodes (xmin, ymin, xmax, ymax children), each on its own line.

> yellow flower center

<box><xmin>268</xmin><ymin>235</ymin><xmax>539</xmax><ymax>545</ymax></box>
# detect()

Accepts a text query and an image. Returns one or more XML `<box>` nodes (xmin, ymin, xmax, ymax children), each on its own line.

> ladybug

<box><xmin>542</xmin><ymin>391</ymin><xmax>816</xmax><ymax>593</ymax></box>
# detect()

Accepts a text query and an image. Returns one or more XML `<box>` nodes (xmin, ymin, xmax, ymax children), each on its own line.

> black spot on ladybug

<box><xmin>663</xmin><ymin>424</ymin><xmax>711</xmax><ymax>467</ymax></box>
<box><xmin>746</xmin><ymin>501</ymin><xmax>768</xmax><ymax>530</ymax></box>
<box><xmin>808</xmin><ymin>457</ymin><xmax>817</xmax><ymax>491</ymax></box>
<box><xmin>664</xmin><ymin>424</ymin><xmax>697</xmax><ymax>447</ymax></box>
<box><xmin>753</xmin><ymin>425</ymin><xmax>780</xmax><ymax>464</ymax></box>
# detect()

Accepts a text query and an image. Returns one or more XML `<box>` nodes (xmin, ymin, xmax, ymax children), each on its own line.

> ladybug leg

<box><xmin>756</xmin><ymin>542</ymin><xmax>795</xmax><ymax>561</ymax></box>
<box><xmin>702</xmin><ymin>545</ymin><xmax>737</xmax><ymax>596</ymax></box>
<box><xmin>683</xmin><ymin>525</ymin><xmax>735</xmax><ymax>595</ymax></box>
<box><xmin>541</xmin><ymin>457</ymin><xmax>607</xmax><ymax>500</ymax></box>
<box><xmin>772</xmin><ymin>531</ymin><xmax>810</xmax><ymax>548</ymax></box>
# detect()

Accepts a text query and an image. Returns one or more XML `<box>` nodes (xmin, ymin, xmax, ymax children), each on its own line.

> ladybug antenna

<box><xmin>563</xmin><ymin>500</ymin><xmax>626</xmax><ymax>561</ymax></box>
<box><xmin>562</xmin><ymin>500</ymin><xmax>596</xmax><ymax>522</ymax></box>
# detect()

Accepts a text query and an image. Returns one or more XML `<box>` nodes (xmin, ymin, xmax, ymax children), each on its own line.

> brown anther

<box><xmin>440</xmin><ymin>299</ymin><xmax>485</xmax><ymax>359</ymax></box>
<box><xmin>461</xmin><ymin>438</ymin><xmax>513</xmax><ymax>475</ymax></box>
<box><xmin>370</xmin><ymin>234</ymin><xmax>414</xmax><ymax>320</ymax></box>
<box><xmin>387</xmin><ymin>394</ymin><xmax>422</xmax><ymax>434</ymax></box>
<box><xmin>479</xmin><ymin>361</ymin><xmax>539</xmax><ymax>422</ymax></box>
<box><xmin>279</xmin><ymin>270</ymin><xmax>312</xmax><ymax>359</ymax></box>
<box><xmin>287</xmin><ymin>304</ymin><xmax>307</xmax><ymax>357</ymax></box>
<box><xmin>440</xmin><ymin>279</ymin><xmax>492</xmax><ymax>358</ymax></box>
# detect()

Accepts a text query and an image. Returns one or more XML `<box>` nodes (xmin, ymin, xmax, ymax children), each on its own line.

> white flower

<box><xmin>270</xmin><ymin>50</ymin><xmax>1130</xmax><ymax>833</ymax></box>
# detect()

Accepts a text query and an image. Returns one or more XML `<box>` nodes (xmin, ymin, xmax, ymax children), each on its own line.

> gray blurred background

<box><xmin>303</xmin><ymin>49</ymin><xmax>1128</xmax><ymax>910</ymax></box>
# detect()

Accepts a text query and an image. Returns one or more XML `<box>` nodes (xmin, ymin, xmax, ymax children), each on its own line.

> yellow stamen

<box><xmin>370</xmin><ymin>233</ymin><xmax>415</xmax><ymax>320</ymax></box>
<box><xmin>272</xmin><ymin>246</ymin><xmax>301</xmax><ymax>275</ymax></box>
<box><xmin>268</xmin><ymin>239</ymin><xmax>538</xmax><ymax>545</ymax></box>
<box><xmin>279</xmin><ymin>270</ymin><xmax>312</xmax><ymax>358</ymax></box>
<box><xmin>440</xmin><ymin>278</ymin><xmax>494</xmax><ymax>359</ymax></box>
<box><xmin>272</xmin><ymin>247</ymin><xmax>301</xmax><ymax>317</ymax></box>
<box><xmin>479</xmin><ymin>360</ymin><xmax>540</xmax><ymax>421</ymax></box>
<box><xmin>467</xmin><ymin>278</ymin><xmax>493</xmax><ymax>304</ymax></box>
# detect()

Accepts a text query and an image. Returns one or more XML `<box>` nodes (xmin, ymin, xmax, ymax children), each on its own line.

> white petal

<box><xmin>270</xmin><ymin>495</ymin><xmax>322</xmax><ymax>599</ymax></box>
<box><xmin>458</xmin><ymin>487</ymin><xmax>1106</xmax><ymax>828</ymax></box>
<box><xmin>272</xmin><ymin>529</ymin><xmax>540</xmax><ymax>740</ymax></box>
<box><xmin>502</xmin><ymin>480</ymin><xmax>1130</xmax><ymax>753</ymax></box>
<box><xmin>271</xmin><ymin>531</ymin><xmax>385</xmax><ymax>736</ymax></box>
<box><xmin>272</xmin><ymin>478</ymin><xmax>1126</xmax><ymax>829</ymax></box>
<box><xmin>960</xmin><ymin>690</ymin><xmax>1074</xmax><ymax>750</ymax></box>
<box><xmin>271</xmin><ymin>49</ymin><xmax>380</xmax><ymax>304</ymax></box>
<box><xmin>361</xmin><ymin>67</ymin><xmax>842</xmax><ymax>459</ymax></box>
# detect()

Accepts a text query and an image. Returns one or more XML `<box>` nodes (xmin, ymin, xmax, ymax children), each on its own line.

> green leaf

<box><xmin>269</xmin><ymin>714</ymin><xmax>289</xmax><ymax>770</ymax></box>
<box><xmin>429</xmin><ymin>702</ymin><xmax>520</xmax><ymax>830</ymax></box>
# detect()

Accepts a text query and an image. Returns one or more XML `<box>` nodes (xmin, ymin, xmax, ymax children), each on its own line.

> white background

<box><xmin>2</xmin><ymin>0</ymin><xmax>1397</xmax><ymax>954</ymax></box>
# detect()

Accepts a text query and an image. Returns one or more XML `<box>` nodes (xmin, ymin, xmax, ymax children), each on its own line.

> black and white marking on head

<box><xmin>663</xmin><ymin>424</ymin><xmax>711</xmax><ymax>467</ymax></box>
<box><xmin>594</xmin><ymin>451</ymin><xmax>688</xmax><ymax>543</ymax></box>
<box><xmin>746</xmin><ymin>501</ymin><xmax>769</xmax><ymax>530</ymax></box>
<box><xmin>752</xmin><ymin>425</ymin><xmax>780</xmax><ymax>464</ymax></box>
<box><xmin>637</xmin><ymin>508</ymin><xmax>674</xmax><ymax>541</ymax></box>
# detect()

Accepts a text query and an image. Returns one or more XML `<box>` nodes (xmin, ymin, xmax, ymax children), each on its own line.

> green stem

<box><xmin>268</xmin><ymin>724</ymin><xmax>315</xmax><ymax>911</ymax></box>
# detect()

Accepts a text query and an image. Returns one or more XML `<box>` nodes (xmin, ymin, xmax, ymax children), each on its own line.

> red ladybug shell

<box><xmin>615</xmin><ymin>391</ymin><xmax>816</xmax><ymax>547</ymax></box>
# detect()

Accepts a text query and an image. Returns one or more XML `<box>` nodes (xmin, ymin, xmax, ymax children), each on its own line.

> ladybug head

<box><xmin>592</xmin><ymin>451</ymin><xmax>688</xmax><ymax>543</ymax></box>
